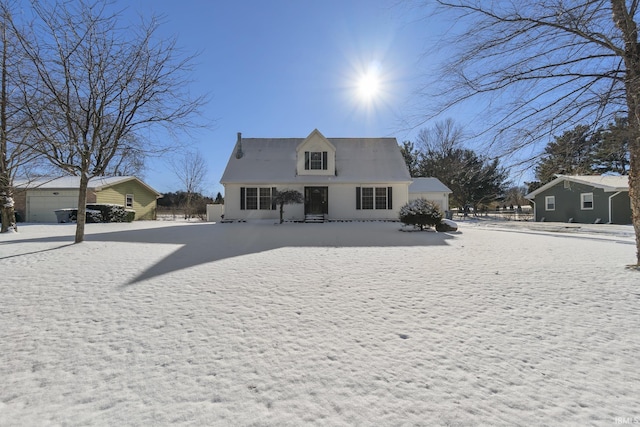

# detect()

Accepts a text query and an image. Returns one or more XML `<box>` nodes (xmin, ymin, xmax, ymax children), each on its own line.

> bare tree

<box><xmin>12</xmin><ymin>0</ymin><xmax>205</xmax><ymax>242</ymax></box>
<box><xmin>0</xmin><ymin>2</ymin><xmax>40</xmax><ymax>233</ymax></box>
<box><xmin>415</xmin><ymin>118</ymin><xmax>464</xmax><ymax>156</ymax></box>
<box><xmin>417</xmin><ymin>1</ymin><xmax>640</xmax><ymax>266</ymax></box>
<box><xmin>272</xmin><ymin>189</ymin><xmax>304</xmax><ymax>224</ymax></box>
<box><xmin>170</xmin><ymin>150</ymin><xmax>208</xmax><ymax>219</ymax></box>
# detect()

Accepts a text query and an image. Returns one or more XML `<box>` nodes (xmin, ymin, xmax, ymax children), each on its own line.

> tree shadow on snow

<box><xmin>5</xmin><ymin>222</ymin><xmax>457</xmax><ymax>285</ymax></box>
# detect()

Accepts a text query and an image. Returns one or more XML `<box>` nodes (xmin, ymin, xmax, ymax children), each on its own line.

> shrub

<box><xmin>399</xmin><ymin>198</ymin><xmax>443</xmax><ymax>230</ymax></box>
<box><xmin>86</xmin><ymin>204</ymin><xmax>131</xmax><ymax>222</ymax></box>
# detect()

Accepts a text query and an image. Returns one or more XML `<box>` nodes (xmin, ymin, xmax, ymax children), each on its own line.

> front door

<box><xmin>305</xmin><ymin>187</ymin><xmax>328</xmax><ymax>215</ymax></box>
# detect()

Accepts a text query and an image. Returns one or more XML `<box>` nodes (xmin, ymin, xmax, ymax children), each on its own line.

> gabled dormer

<box><xmin>296</xmin><ymin>129</ymin><xmax>336</xmax><ymax>176</ymax></box>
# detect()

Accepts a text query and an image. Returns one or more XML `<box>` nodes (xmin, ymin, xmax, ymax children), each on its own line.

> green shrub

<box><xmin>399</xmin><ymin>198</ymin><xmax>443</xmax><ymax>230</ymax></box>
<box><xmin>86</xmin><ymin>204</ymin><xmax>131</xmax><ymax>222</ymax></box>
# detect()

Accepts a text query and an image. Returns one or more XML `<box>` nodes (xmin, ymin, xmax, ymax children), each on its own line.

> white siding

<box><xmin>223</xmin><ymin>183</ymin><xmax>409</xmax><ymax>222</ymax></box>
<box><xmin>409</xmin><ymin>192</ymin><xmax>449</xmax><ymax>212</ymax></box>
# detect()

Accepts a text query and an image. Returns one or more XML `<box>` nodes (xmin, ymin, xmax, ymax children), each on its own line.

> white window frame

<box><xmin>125</xmin><ymin>194</ymin><xmax>134</xmax><ymax>208</ymax></box>
<box><xmin>581</xmin><ymin>193</ymin><xmax>594</xmax><ymax>210</ymax></box>
<box><xmin>545</xmin><ymin>196</ymin><xmax>555</xmax><ymax>211</ymax></box>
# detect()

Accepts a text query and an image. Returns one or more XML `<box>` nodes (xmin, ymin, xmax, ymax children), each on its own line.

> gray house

<box><xmin>525</xmin><ymin>175</ymin><xmax>631</xmax><ymax>224</ymax></box>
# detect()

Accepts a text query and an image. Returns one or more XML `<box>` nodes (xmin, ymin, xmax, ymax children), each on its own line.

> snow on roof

<box><xmin>15</xmin><ymin>176</ymin><xmax>161</xmax><ymax>195</ymax></box>
<box><xmin>220</xmin><ymin>136</ymin><xmax>412</xmax><ymax>184</ymax></box>
<box><xmin>409</xmin><ymin>177</ymin><xmax>452</xmax><ymax>193</ymax></box>
<box><xmin>526</xmin><ymin>174</ymin><xmax>629</xmax><ymax>199</ymax></box>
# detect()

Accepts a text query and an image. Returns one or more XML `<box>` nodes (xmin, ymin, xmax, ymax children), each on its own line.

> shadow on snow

<box><xmin>3</xmin><ymin>222</ymin><xmax>457</xmax><ymax>285</ymax></box>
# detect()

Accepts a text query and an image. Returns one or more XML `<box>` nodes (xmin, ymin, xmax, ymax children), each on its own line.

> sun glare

<box><xmin>358</xmin><ymin>72</ymin><xmax>380</xmax><ymax>100</ymax></box>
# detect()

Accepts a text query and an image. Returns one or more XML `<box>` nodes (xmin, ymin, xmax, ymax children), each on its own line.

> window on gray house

<box><xmin>581</xmin><ymin>193</ymin><xmax>593</xmax><ymax>210</ymax></box>
<box><xmin>545</xmin><ymin>196</ymin><xmax>555</xmax><ymax>211</ymax></box>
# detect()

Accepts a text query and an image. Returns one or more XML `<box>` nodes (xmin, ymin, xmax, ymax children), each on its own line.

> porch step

<box><xmin>305</xmin><ymin>214</ymin><xmax>325</xmax><ymax>223</ymax></box>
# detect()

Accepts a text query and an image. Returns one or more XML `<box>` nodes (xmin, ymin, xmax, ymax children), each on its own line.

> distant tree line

<box><xmin>400</xmin><ymin>119</ymin><xmax>510</xmax><ymax>212</ymax></box>
<box><xmin>527</xmin><ymin>118</ymin><xmax>630</xmax><ymax>192</ymax></box>
<box><xmin>157</xmin><ymin>191</ymin><xmax>222</xmax><ymax>219</ymax></box>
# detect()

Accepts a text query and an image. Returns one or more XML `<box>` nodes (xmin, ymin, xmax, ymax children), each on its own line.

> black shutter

<box><xmin>305</xmin><ymin>152</ymin><xmax>310</xmax><ymax>170</ymax></box>
<box><xmin>387</xmin><ymin>187</ymin><xmax>393</xmax><ymax>209</ymax></box>
<box><xmin>271</xmin><ymin>187</ymin><xmax>277</xmax><ymax>210</ymax></box>
<box><xmin>240</xmin><ymin>187</ymin><xmax>246</xmax><ymax>210</ymax></box>
<box><xmin>322</xmin><ymin>151</ymin><xmax>328</xmax><ymax>170</ymax></box>
<box><xmin>356</xmin><ymin>187</ymin><xmax>361</xmax><ymax>210</ymax></box>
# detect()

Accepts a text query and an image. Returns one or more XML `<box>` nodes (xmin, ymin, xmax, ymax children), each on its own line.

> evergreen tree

<box><xmin>399</xmin><ymin>198</ymin><xmax>443</xmax><ymax>230</ymax></box>
<box><xmin>535</xmin><ymin>125</ymin><xmax>595</xmax><ymax>184</ymax></box>
<box><xmin>419</xmin><ymin>148</ymin><xmax>508</xmax><ymax>211</ymax></box>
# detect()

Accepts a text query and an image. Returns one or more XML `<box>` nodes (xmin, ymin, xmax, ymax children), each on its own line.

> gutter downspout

<box><xmin>608</xmin><ymin>191</ymin><xmax>622</xmax><ymax>224</ymax></box>
<box><xmin>529</xmin><ymin>199</ymin><xmax>536</xmax><ymax>221</ymax></box>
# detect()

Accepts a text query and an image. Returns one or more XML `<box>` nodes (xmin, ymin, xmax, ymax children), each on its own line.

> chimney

<box><xmin>235</xmin><ymin>132</ymin><xmax>244</xmax><ymax>159</ymax></box>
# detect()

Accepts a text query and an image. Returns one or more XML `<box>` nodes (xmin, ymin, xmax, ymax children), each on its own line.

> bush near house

<box><xmin>56</xmin><ymin>204</ymin><xmax>135</xmax><ymax>223</ymax></box>
<box><xmin>399</xmin><ymin>198</ymin><xmax>443</xmax><ymax>231</ymax></box>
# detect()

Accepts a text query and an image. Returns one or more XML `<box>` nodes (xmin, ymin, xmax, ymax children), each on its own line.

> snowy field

<box><xmin>1</xmin><ymin>219</ymin><xmax>639</xmax><ymax>426</ymax></box>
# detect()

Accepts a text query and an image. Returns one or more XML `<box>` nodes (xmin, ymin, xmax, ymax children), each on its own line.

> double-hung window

<box><xmin>304</xmin><ymin>151</ymin><xmax>328</xmax><ymax>170</ymax></box>
<box><xmin>241</xmin><ymin>187</ymin><xmax>276</xmax><ymax>210</ymax></box>
<box><xmin>356</xmin><ymin>187</ymin><xmax>393</xmax><ymax>210</ymax></box>
<box><xmin>545</xmin><ymin>196</ymin><xmax>555</xmax><ymax>211</ymax></box>
<box><xmin>581</xmin><ymin>193</ymin><xmax>594</xmax><ymax>210</ymax></box>
<box><xmin>125</xmin><ymin>194</ymin><xmax>134</xmax><ymax>208</ymax></box>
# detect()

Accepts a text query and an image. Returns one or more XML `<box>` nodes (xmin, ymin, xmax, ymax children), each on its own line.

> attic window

<box><xmin>304</xmin><ymin>151</ymin><xmax>328</xmax><ymax>170</ymax></box>
<box><xmin>125</xmin><ymin>194</ymin><xmax>134</xmax><ymax>208</ymax></box>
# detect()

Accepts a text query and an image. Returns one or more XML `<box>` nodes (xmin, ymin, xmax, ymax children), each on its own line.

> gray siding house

<box><xmin>525</xmin><ymin>175</ymin><xmax>631</xmax><ymax>224</ymax></box>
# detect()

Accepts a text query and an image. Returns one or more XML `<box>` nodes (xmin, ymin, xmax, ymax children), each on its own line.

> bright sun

<box><xmin>357</xmin><ymin>72</ymin><xmax>380</xmax><ymax>100</ymax></box>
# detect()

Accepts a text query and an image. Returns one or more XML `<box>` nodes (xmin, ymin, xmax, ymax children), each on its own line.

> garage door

<box><xmin>27</xmin><ymin>193</ymin><xmax>79</xmax><ymax>223</ymax></box>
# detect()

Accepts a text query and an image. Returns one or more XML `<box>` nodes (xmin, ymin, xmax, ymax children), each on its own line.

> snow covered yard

<box><xmin>0</xmin><ymin>220</ymin><xmax>638</xmax><ymax>426</ymax></box>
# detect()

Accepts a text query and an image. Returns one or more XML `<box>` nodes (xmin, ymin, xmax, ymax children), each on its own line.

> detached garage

<box><xmin>14</xmin><ymin>176</ymin><xmax>162</xmax><ymax>223</ymax></box>
<box><xmin>408</xmin><ymin>178</ymin><xmax>452</xmax><ymax>213</ymax></box>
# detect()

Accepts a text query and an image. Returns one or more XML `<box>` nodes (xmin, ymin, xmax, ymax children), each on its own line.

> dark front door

<box><xmin>305</xmin><ymin>187</ymin><xmax>328</xmax><ymax>215</ymax></box>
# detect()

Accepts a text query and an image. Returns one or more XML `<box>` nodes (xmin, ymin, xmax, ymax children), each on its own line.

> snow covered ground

<box><xmin>1</xmin><ymin>219</ymin><xmax>639</xmax><ymax>426</ymax></box>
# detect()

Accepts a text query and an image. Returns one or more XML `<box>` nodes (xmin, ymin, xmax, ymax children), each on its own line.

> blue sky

<box><xmin>122</xmin><ymin>0</ymin><xmax>439</xmax><ymax>196</ymax></box>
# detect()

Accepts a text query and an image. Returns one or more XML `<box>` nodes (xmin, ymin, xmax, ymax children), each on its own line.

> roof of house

<box><xmin>15</xmin><ymin>176</ymin><xmax>162</xmax><ymax>196</ymax></box>
<box><xmin>409</xmin><ymin>177</ymin><xmax>452</xmax><ymax>193</ymax></box>
<box><xmin>220</xmin><ymin>135</ymin><xmax>412</xmax><ymax>184</ymax></box>
<box><xmin>525</xmin><ymin>174</ymin><xmax>629</xmax><ymax>199</ymax></box>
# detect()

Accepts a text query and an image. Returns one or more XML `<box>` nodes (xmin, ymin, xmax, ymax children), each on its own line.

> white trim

<box><xmin>580</xmin><ymin>193</ymin><xmax>594</xmax><ymax>210</ymax></box>
<box><xmin>125</xmin><ymin>194</ymin><xmax>134</xmax><ymax>208</ymax></box>
<box><xmin>545</xmin><ymin>195</ymin><xmax>555</xmax><ymax>211</ymax></box>
<box><xmin>608</xmin><ymin>191</ymin><xmax>621</xmax><ymax>223</ymax></box>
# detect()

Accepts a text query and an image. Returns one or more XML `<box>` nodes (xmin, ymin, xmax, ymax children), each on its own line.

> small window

<box><xmin>545</xmin><ymin>196</ymin><xmax>555</xmax><ymax>211</ymax></box>
<box><xmin>259</xmin><ymin>188</ymin><xmax>272</xmax><ymax>210</ymax></box>
<box><xmin>581</xmin><ymin>193</ymin><xmax>594</xmax><ymax>210</ymax></box>
<box><xmin>245</xmin><ymin>188</ymin><xmax>258</xmax><ymax>210</ymax></box>
<box><xmin>361</xmin><ymin>187</ymin><xmax>374</xmax><ymax>209</ymax></box>
<box><xmin>125</xmin><ymin>194</ymin><xmax>134</xmax><ymax>208</ymax></box>
<box><xmin>375</xmin><ymin>187</ymin><xmax>387</xmax><ymax>210</ymax></box>
<box><xmin>305</xmin><ymin>151</ymin><xmax>328</xmax><ymax>170</ymax></box>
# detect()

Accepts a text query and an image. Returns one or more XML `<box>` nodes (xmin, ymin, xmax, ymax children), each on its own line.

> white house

<box><xmin>408</xmin><ymin>177</ymin><xmax>452</xmax><ymax>213</ymax></box>
<box><xmin>220</xmin><ymin>129</ymin><xmax>413</xmax><ymax>222</ymax></box>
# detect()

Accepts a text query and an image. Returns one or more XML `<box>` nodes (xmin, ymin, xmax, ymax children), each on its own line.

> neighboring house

<box><xmin>408</xmin><ymin>178</ymin><xmax>452</xmax><ymax>213</ymax></box>
<box><xmin>14</xmin><ymin>176</ymin><xmax>162</xmax><ymax>223</ymax></box>
<box><xmin>525</xmin><ymin>174</ymin><xmax>631</xmax><ymax>224</ymax></box>
<box><xmin>220</xmin><ymin>129</ymin><xmax>412</xmax><ymax>222</ymax></box>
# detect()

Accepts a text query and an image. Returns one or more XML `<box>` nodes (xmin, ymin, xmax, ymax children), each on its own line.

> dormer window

<box><xmin>305</xmin><ymin>151</ymin><xmax>328</xmax><ymax>170</ymax></box>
